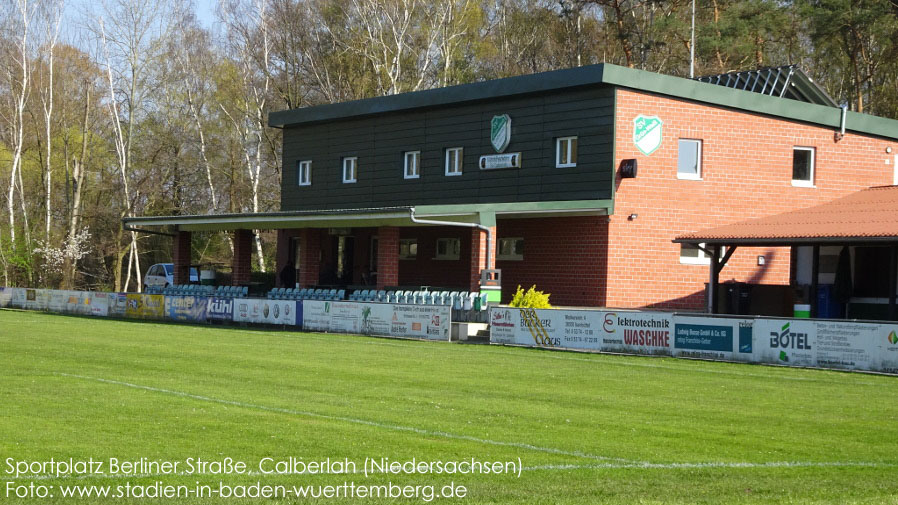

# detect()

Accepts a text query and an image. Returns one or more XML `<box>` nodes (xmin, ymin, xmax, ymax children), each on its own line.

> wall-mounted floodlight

<box><xmin>619</xmin><ymin>159</ymin><xmax>638</xmax><ymax>178</ymax></box>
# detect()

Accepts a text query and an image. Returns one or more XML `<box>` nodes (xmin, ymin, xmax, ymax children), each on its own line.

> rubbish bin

<box><xmin>816</xmin><ymin>284</ymin><xmax>842</xmax><ymax>319</ymax></box>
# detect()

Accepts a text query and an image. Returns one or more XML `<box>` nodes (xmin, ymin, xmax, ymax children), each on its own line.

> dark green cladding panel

<box><xmin>280</xmin><ymin>86</ymin><xmax>614</xmax><ymax>211</ymax></box>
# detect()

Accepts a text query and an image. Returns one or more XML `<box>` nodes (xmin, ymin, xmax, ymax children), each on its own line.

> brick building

<box><xmin>126</xmin><ymin>64</ymin><xmax>898</xmax><ymax>312</ymax></box>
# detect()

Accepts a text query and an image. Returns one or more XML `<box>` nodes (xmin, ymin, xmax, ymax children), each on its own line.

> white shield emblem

<box><xmin>490</xmin><ymin>114</ymin><xmax>511</xmax><ymax>153</ymax></box>
<box><xmin>633</xmin><ymin>115</ymin><xmax>663</xmax><ymax>155</ymax></box>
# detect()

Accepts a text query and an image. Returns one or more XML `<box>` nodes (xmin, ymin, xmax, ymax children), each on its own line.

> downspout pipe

<box><xmin>409</xmin><ymin>207</ymin><xmax>493</xmax><ymax>274</ymax></box>
<box><xmin>840</xmin><ymin>104</ymin><xmax>848</xmax><ymax>137</ymax></box>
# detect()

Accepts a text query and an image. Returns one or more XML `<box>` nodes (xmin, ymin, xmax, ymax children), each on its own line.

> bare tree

<box><xmin>37</xmin><ymin>0</ymin><xmax>65</xmax><ymax>243</ymax></box>
<box><xmin>90</xmin><ymin>0</ymin><xmax>174</xmax><ymax>291</ymax></box>
<box><xmin>1</xmin><ymin>0</ymin><xmax>36</xmax><ymax>247</ymax></box>
<box><xmin>219</xmin><ymin>0</ymin><xmax>275</xmax><ymax>273</ymax></box>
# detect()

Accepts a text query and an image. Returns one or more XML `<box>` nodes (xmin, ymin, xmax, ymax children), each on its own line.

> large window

<box><xmin>399</xmin><ymin>239</ymin><xmax>418</xmax><ymax>260</ymax></box>
<box><xmin>497</xmin><ymin>237</ymin><xmax>524</xmax><ymax>261</ymax></box>
<box><xmin>445</xmin><ymin>147</ymin><xmax>463</xmax><ymax>176</ymax></box>
<box><xmin>342</xmin><ymin>157</ymin><xmax>357</xmax><ymax>183</ymax></box>
<box><xmin>435</xmin><ymin>238</ymin><xmax>460</xmax><ymax>260</ymax></box>
<box><xmin>556</xmin><ymin>136</ymin><xmax>578</xmax><ymax>168</ymax></box>
<box><xmin>792</xmin><ymin>147</ymin><xmax>815</xmax><ymax>186</ymax></box>
<box><xmin>677</xmin><ymin>139</ymin><xmax>702</xmax><ymax>179</ymax></box>
<box><xmin>404</xmin><ymin>151</ymin><xmax>420</xmax><ymax>179</ymax></box>
<box><xmin>297</xmin><ymin>160</ymin><xmax>311</xmax><ymax>186</ymax></box>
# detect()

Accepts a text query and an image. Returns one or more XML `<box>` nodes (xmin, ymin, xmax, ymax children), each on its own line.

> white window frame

<box><xmin>680</xmin><ymin>243</ymin><xmax>726</xmax><ymax>265</ymax></box>
<box><xmin>556</xmin><ymin>136</ymin><xmax>578</xmax><ymax>168</ymax></box>
<box><xmin>399</xmin><ymin>238</ymin><xmax>418</xmax><ymax>260</ymax></box>
<box><xmin>404</xmin><ymin>151</ymin><xmax>420</xmax><ymax>179</ymax></box>
<box><xmin>297</xmin><ymin>160</ymin><xmax>312</xmax><ymax>186</ymax></box>
<box><xmin>497</xmin><ymin>237</ymin><xmax>524</xmax><ymax>261</ymax></box>
<box><xmin>342</xmin><ymin>157</ymin><xmax>357</xmax><ymax>183</ymax></box>
<box><xmin>445</xmin><ymin>147</ymin><xmax>463</xmax><ymax>176</ymax></box>
<box><xmin>434</xmin><ymin>238</ymin><xmax>460</xmax><ymax>260</ymax></box>
<box><xmin>791</xmin><ymin>146</ymin><xmax>815</xmax><ymax>187</ymax></box>
<box><xmin>677</xmin><ymin>139</ymin><xmax>702</xmax><ymax>180</ymax></box>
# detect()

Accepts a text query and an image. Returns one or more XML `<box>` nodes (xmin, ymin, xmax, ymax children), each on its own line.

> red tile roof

<box><xmin>675</xmin><ymin>185</ymin><xmax>898</xmax><ymax>244</ymax></box>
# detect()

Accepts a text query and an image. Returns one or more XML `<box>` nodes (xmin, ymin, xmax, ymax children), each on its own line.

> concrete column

<box><xmin>376</xmin><ymin>227</ymin><xmax>400</xmax><ymax>290</ymax></box>
<box><xmin>298</xmin><ymin>229</ymin><xmax>321</xmax><ymax>288</ymax></box>
<box><xmin>469</xmin><ymin>226</ymin><xmax>497</xmax><ymax>292</ymax></box>
<box><xmin>172</xmin><ymin>230</ymin><xmax>192</xmax><ymax>285</ymax></box>
<box><xmin>232</xmin><ymin>229</ymin><xmax>253</xmax><ymax>286</ymax></box>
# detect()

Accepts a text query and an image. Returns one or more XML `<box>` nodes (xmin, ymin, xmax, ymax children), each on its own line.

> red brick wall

<box><xmin>298</xmin><ymin>229</ymin><xmax>322</xmax><ymax>288</ymax></box>
<box><xmin>469</xmin><ymin>226</ymin><xmax>497</xmax><ymax>291</ymax></box>
<box><xmin>497</xmin><ymin>216</ymin><xmax>608</xmax><ymax>307</ymax></box>
<box><xmin>398</xmin><ymin>227</ymin><xmax>472</xmax><ymax>290</ymax></box>
<box><xmin>609</xmin><ymin>88</ymin><xmax>897</xmax><ymax>310</ymax></box>
<box><xmin>172</xmin><ymin>230</ymin><xmax>192</xmax><ymax>285</ymax></box>
<box><xmin>231</xmin><ymin>229</ymin><xmax>253</xmax><ymax>286</ymax></box>
<box><xmin>376</xmin><ymin>227</ymin><xmax>400</xmax><ymax>289</ymax></box>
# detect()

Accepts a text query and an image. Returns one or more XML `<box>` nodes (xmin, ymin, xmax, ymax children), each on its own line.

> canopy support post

<box><xmin>811</xmin><ymin>245</ymin><xmax>820</xmax><ymax>318</ymax></box>
<box><xmin>889</xmin><ymin>245</ymin><xmax>897</xmax><ymax>321</ymax></box>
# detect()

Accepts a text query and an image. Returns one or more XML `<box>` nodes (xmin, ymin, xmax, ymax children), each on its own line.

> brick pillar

<box><xmin>469</xmin><ymin>226</ymin><xmax>497</xmax><ymax>291</ymax></box>
<box><xmin>298</xmin><ymin>229</ymin><xmax>321</xmax><ymax>288</ymax></box>
<box><xmin>377</xmin><ymin>227</ymin><xmax>400</xmax><ymax>290</ymax></box>
<box><xmin>232</xmin><ymin>229</ymin><xmax>253</xmax><ymax>286</ymax></box>
<box><xmin>172</xmin><ymin>230</ymin><xmax>191</xmax><ymax>285</ymax></box>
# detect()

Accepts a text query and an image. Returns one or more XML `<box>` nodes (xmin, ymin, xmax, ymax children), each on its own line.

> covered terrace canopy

<box><xmin>674</xmin><ymin>185</ymin><xmax>898</xmax><ymax>317</ymax></box>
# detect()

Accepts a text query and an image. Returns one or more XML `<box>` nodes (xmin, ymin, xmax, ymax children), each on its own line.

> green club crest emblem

<box><xmin>490</xmin><ymin>114</ymin><xmax>511</xmax><ymax>153</ymax></box>
<box><xmin>633</xmin><ymin>115</ymin><xmax>663</xmax><ymax>155</ymax></box>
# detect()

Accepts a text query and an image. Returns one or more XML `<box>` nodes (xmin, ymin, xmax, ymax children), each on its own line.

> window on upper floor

<box><xmin>435</xmin><ymin>238</ymin><xmax>460</xmax><ymax>260</ymax></box>
<box><xmin>445</xmin><ymin>147</ymin><xmax>463</xmax><ymax>176</ymax></box>
<box><xmin>677</xmin><ymin>139</ymin><xmax>702</xmax><ymax>180</ymax></box>
<box><xmin>297</xmin><ymin>160</ymin><xmax>311</xmax><ymax>186</ymax></box>
<box><xmin>556</xmin><ymin>136</ymin><xmax>578</xmax><ymax>168</ymax></box>
<box><xmin>792</xmin><ymin>147</ymin><xmax>815</xmax><ymax>186</ymax></box>
<box><xmin>497</xmin><ymin>237</ymin><xmax>524</xmax><ymax>261</ymax></box>
<box><xmin>404</xmin><ymin>151</ymin><xmax>420</xmax><ymax>179</ymax></box>
<box><xmin>399</xmin><ymin>239</ymin><xmax>418</xmax><ymax>260</ymax></box>
<box><xmin>342</xmin><ymin>156</ymin><xmax>357</xmax><ymax>183</ymax></box>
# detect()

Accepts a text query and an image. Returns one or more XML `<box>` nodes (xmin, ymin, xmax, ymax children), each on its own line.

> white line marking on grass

<box><xmin>6</xmin><ymin>459</ymin><xmax>892</xmax><ymax>483</ymax></box>
<box><xmin>56</xmin><ymin>372</ymin><xmax>637</xmax><ymax>464</ymax></box>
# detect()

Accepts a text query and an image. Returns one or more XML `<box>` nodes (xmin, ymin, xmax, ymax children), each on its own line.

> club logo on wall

<box><xmin>490</xmin><ymin>114</ymin><xmax>511</xmax><ymax>153</ymax></box>
<box><xmin>633</xmin><ymin>114</ymin><xmax>663</xmax><ymax>155</ymax></box>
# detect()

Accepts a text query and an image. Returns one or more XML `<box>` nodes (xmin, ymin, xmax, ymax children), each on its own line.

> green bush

<box><xmin>508</xmin><ymin>285</ymin><xmax>552</xmax><ymax>309</ymax></box>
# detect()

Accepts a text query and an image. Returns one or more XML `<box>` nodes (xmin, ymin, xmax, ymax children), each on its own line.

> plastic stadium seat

<box><xmin>423</xmin><ymin>292</ymin><xmax>433</xmax><ymax>304</ymax></box>
<box><xmin>335</xmin><ymin>289</ymin><xmax>345</xmax><ymax>301</ymax></box>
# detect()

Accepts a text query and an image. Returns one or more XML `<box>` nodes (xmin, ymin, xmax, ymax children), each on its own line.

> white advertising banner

<box><xmin>232</xmin><ymin>298</ymin><xmax>299</xmax><ymax>325</ymax></box>
<box><xmin>753</xmin><ymin>318</ymin><xmax>880</xmax><ymax>370</ymax></box>
<box><xmin>490</xmin><ymin>307</ymin><xmax>673</xmax><ymax>353</ymax></box>
<box><xmin>10</xmin><ymin>288</ymin><xmax>27</xmax><ymax>309</ymax></box>
<box><xmin>0</xmin><ymin>287</ymin><xmax>14</xmax><ymax>308</ymax></box>
<box><xmin>24</xmin><ymin>289</ymin><xmax>50</xmax><ymax>311</ymax></box>
<box><xmin>302</xmin><ymin>301</ymin><xmax>450</xmax><ymax>340</ymax></box>
<box><xmin>86</xmin><ymin>292</ymin><xmax>110</xmax><ymax>317</ymax></box>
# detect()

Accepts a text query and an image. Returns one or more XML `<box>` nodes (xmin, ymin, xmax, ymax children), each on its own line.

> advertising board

<box><xmin>232</xmin><ymin>298</ymin><xmax>299</xmax><ymax>325</ymax></box>
<box><xmin>164</xmin><ymin>295</ymin><xmax>209</xmax><ymax>322</ymax></box>
<box><xmin>206</xmin><ymin>297</ymin><xmax>235</xmax><ymax>322</ymax></box>
<box><xmin>302</xmin><ymin>301</ymin><xmax>450</xmax><ymax>340</ymax></box>
<box><xmin>125</xmin><ymin>294</ymin><xmax>165</xmax><ymax>319</ymax></box>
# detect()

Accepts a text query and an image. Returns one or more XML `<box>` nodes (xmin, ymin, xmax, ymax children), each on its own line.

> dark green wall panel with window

<box><xmin>280</xmin><ymin>86</ymin><xmax>614</xmax><ymax>210</ymax></box>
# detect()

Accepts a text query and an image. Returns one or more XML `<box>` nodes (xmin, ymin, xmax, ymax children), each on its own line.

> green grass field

<box><xmin>1</xmin><ymin>308</ymin><xmax>898</xmax><ymax>504</ymax></box>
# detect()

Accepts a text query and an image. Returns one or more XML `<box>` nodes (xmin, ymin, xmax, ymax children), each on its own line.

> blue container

<box><xmin>816</xmin><ymin>284</ymin><xmax>843</xmax><ymax>319</ymax></box>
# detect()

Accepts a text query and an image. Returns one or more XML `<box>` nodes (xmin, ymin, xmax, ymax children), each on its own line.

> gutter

<box><xmin>409</xmin><ymin>207</ymin><xmax>493</xmax><ymax>271</ymax></box>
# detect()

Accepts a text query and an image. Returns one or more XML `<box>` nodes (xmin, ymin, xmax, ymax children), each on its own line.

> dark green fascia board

<box><xmin>269</xmin><ymin>63</ymin><xmax>898</xmax><ymax>141</ymax></box>
<box><xmin>122</xmin><ymin>200</ymin><xmax>613</xmax><ymax>233</ymax></box>
<box><xmin>269</xmin><ymin>65</ymin><xmax>611</xmax><ymax>127</ymax></box>
<box><xmin>415</xmin><ymin>199</ymin><xmax>614</xmax><ymax>218</ymax></box>
<box><xmin>600</xmin><ymin>65</ymin><xmax>898</xmax><ymax>140</ymax></box>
